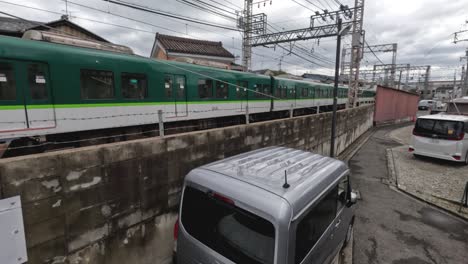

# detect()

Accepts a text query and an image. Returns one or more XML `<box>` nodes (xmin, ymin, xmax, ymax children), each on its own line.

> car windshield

<box><xmin>181</xmin><ymin>186</ymin><xmax>275</xmax><ymax>264</ymax></box>
<box><xmin>414</xmin><ymin>119</ymin><xmax>464</xmax><ymax>139</ymax></box>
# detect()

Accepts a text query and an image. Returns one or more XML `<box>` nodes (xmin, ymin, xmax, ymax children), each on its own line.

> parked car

<box><xmin>410</xmin><ymin>114</ymin><xmax>468</xmax><ymax>164</ymax></box>
<box><xmin>418</xmin><ymin>100</ymin><xmax>434</xmax><ymax>110</ymax></box>
<box><xmin>173</xmin><ymin>146</ymin><xmax>357</xmax><ymax>264</ymax></box>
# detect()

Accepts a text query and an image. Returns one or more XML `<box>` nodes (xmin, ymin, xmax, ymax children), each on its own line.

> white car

<box><xmin>418</xmin><ymin>100</ymin><xmax>434</xmax><ymax>110</ymax></box>
<box><xmin>410</xmin><ymin>114</ymin><xmax>468</xmax><ymax>164</ymax></box>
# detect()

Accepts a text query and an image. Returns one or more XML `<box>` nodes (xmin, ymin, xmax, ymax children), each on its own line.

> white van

<box><xmin>410</xmin><ymin>114</ymin><xmax>468</xmax><ymax>164</ymax></box>
<box><xmin>418</xmin><ymin>100</ymin><xmax>434</xmax><ymax>110</ymax></box>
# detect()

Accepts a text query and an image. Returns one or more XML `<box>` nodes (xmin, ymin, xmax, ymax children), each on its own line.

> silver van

<box><xmin>174</xmin><ymin>146</ymin><xmax>357</xmax><ymax>264</ymax></box>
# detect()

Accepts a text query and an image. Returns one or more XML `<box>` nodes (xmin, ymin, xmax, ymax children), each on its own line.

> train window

<box><xmin>81</xmin><ymin>69</ymin><xmax>114</xmax><ymax>99</ymax></box>
<box><xmin>274</xmin><ymin>85</ymin><xmax>281</xmax><ymax>98</ymax></box>
<box><xmin>253</xmin><ymin>84</ymin><xmax>261</xmax><ymax>98</ymax></box>
<box><xmin>281</xmin><ymin>86</ymin><xmax>287</xmax><ymax>98</ymax></box>
<box><xmin>28</xmin><ymin>64</ymin><xmax>48</xmax><ymax>100</ymax></box>
<box><xmin>301</xmin><ymin>87</ymin><xmax>308</xmax><ymax>97</ymax></box>
<box><xmin>263</xmin><ymin>85</ymin><xmax>271</xmax><ymax>98</ymax></box>
<box><xmin>0</xmin><ymin>63</ymin><xmax>16</xmax><ymax>101</ymax></box>
<box><xmin>122</xmin><ymin>73</ymin><xmax>147</xmax><ymax>99</ymax></box>
<box><xmin>236</xmin><ymin>81</ymin><xmax>247</xmax><ymax>99</ymax></box>
<box><xmin>164</xmin><ymin>75</ymin><xmax>173</xmax><ymax>98</ymax></box>
<box><xmin>198</xmin><ymin>79</ymin><xmax>213</xmax><ymax>99</ymax></box>
<box><xmin>176</xmin><ymin>76</ymin><xmax>186</xmax><ymax>99</ymax></box>
<box><xmin>216</xmin><ymin>81</ymin><xmax>228</xmax><ymax>99</ymax></box>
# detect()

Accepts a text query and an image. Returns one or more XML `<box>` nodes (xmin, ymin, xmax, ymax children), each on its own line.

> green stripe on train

<box><xmin>0</xmin><ymin>98</ymin><xmax>358</xmax><ymax>110</ymax></box>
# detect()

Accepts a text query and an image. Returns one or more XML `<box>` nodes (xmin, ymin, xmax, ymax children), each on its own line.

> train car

<box><xmin>0</xmin><ymin>35</ymin><xmax>374</xmax><ymax>156</ymax></box>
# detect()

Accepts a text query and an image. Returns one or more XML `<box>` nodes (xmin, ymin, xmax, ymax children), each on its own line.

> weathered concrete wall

<box><xmin>0</xmin><ymin>105</ymin><xmax>373</xmax><ymax>264</ymax></box>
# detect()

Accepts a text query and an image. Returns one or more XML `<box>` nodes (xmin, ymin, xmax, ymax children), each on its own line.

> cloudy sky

<box><xmin>2</xmin><ymin>0</ymin><xmax>468</xmax><ymax>80</ymax></box>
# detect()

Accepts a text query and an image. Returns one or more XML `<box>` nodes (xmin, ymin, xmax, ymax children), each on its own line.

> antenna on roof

<box><xmin>283</xmin><ymin>171</ymin><xmax>290</xmax><ymax>189</ymax></box>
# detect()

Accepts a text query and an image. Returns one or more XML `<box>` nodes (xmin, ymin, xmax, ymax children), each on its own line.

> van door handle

<box><xmin>335</xmin><ymin>219</ymin><xmax>341</xmax><ymax>228</ymax></box>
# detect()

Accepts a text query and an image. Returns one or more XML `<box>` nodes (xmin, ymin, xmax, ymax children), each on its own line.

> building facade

<box><xmin>150</xmin><ymin>33</ymin><xmax>237</xmax><ymax>70</ymax></box>
<box><xmin>0</xmin><ymin>15</ymin><xmax>108</xmax><ymax>43</ymax></box>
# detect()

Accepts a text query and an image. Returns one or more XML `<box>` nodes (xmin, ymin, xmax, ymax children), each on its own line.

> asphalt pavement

<box><xmin>350</xmin><ymin>125</ymin><xmax>468</xmax><ymax>264</ymax></box>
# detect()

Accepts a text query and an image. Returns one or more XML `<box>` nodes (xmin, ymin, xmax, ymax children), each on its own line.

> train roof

<box><xmin>0</xmin><ymin>35</ymin><xmax>357</xmax><ymax>90</ymax></box>
<box><xmin>0</xmin><ymin>35</ymin><xmax>271</xmax><ymax>79</ymax></box>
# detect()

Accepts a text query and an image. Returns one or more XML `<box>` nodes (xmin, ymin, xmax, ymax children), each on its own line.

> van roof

<box><xmin>418</xmin><ymin>114</ymin><xmax>468</xmax><ymax>122</ymax></box>
<box><xmin>199</xmin><ymin>146</ymin><xmax>348</xmax><ymax>218</ymax></box>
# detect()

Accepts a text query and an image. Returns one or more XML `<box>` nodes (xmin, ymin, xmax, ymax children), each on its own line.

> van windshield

<box><xmin>181</xmin><ymin>186</ymin><xmax>275</xmax><ymax>264</ymax></box>
<box><xmin>414</xmin><ymin>119</ymin><xmax>464</xmax><ymax>139</ymax></box>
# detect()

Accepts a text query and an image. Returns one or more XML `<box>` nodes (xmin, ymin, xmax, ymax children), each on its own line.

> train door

<box><xmin>165</xmin><ymin>74</ymin><xmax>188</xmax><ymax>117</ymax></box>
<box><xmin>174</xmin><ymin>75</ymin><xmax>188</xmax><ymax>116</ymax></box>
<box><xmin>0</xmin><ymin>60</ymin><xmax>28</xmax><ymax>132</ymax></box>
<box><xmin>23</xmin><ymin>62</ymin><xmax>56</xmax><ymax>129</ymax></box>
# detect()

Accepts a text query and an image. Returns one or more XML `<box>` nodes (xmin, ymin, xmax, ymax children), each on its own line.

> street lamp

<box><xmin>330</xmin><ymin>18</ymin><xmax>352</xmax><ymax>158</ymax></box>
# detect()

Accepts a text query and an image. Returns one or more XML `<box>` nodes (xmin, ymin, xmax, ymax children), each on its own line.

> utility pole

<box><xmin>241</xmin><ymin>0</ymin><xmax>253</xmax><ymax>71</ymax></box>
<box><xmin>453</xmin><ymin>69</ymin><xmax>457</xmax><ymax>97</ymax></box>
<box><xmin>389</xmin><ymin>43</ymin><xmax>398</xmax><ymax>87</ymax></box>
<box><xmin>398</xmin><ymin>70</ymin><xmax>403</xmax><ymax>90</ymax></box>
<box><xmin>461</xmin><ymin>49</ymin><xmax>468</xmax><ymax>97</ymax></box>
<box><xmin>348</xmin><ymin>0</ymin><xmax>365</xmax><ymax>108</ymax></box>
<box><xmin>330</xmin><ymin>19</ymin><xmax>343</xmax><ymax>158</ymax></box>
<box><xmin>424</xmin><ymin>66</ymin><xmax>431</xmax><ymax>99</ymax></box>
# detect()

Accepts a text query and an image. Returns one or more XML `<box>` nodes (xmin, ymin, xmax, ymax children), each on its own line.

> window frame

<box><xmin>0</xmin><ymin>61</ymin><xmax>17</xmax><ymax>102</ymax></box>
<box><xmin>28</xmin><ymin>63</ymin><xmax>49</xmax><ymax>101</ymax></box>
<box><xmin>215</xmin><ymin>80</ymin><xmax>229</xmax><ymax>99</ymax></box>
<box><xmin>181</xmin><ymin>186</ymin><xmax>277</xmax><ymax>264</ymax></box>
<box><xmin>293</xmin><ymin>183</ymin><xmax>340</xmax><ymax>263</ymax></box>
<box><xmin>121</xmin><ymin>72</ymin><xmax>148</xmax><ymax>100</ymax></box>
<box><xmin>198</xmin><ymin>79</ymin><xmax>213</xmax><ymax>99</ymax></box>
<box><xmin>235</xmin><ymin>80</ymin><xmax>248</xmax><ymax>99</ymax></box>
<box><xmin>80</xmin><ymin>69</ymin><xmax>115</xmax><ymax>100</ymax></box>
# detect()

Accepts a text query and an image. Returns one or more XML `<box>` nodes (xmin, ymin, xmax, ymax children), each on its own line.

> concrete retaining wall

<box><xmin>0</xmin><ymin>105</ymin><xmax>374</xmax><ymax>264</ymax></box>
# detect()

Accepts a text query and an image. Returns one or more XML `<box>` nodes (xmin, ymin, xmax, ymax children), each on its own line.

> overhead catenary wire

<box><xmin>291</xmin><ymin>0</ymin><xmax>320</xmax><ymax>12</ymax></box>
<box><xmin>175</xmin><ymin>0</ymin><xmax>237</xmax><ymax>21</ymax></box>
<box><xmin>183</xmin><ymin>0</ymin><xmax>238</xmax><ymax>16</ymax></box>
<box><xmin>365</xmin><ymin>40</ymin><xmax>385</xmax><ymax>65</ymax></box>
<box><xmin>0</xmin><ymin>0</ymin><xmax>184</xmax><ymax>36</ymax></box>
<box><xmin>101</xmin><ymin>0</ymin><xmax>240</xmax><ymax>31</ymax></box>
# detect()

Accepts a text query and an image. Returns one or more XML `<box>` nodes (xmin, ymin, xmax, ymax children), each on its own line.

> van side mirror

<box><xmin>348</xmin><ymin>191</ymin><xmax>357</xmax><ymax>207</ymax></box>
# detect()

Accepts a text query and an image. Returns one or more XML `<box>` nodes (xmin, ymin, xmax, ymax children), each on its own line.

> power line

<box><xmin>175</xmin><ymin>0</ymin><xmax>237</xmax><ymax>21</ymax></box>
<box><xmin>365</xmin><ymin>40</ymin><xmax>384</xmax><ymax>65</ymax></box>
<box><xmin>101</xmin><ymin>0</ymin><xmax>240</xmax><ymax>31</ymax></box>
<box><xmin>220</xmin><ymin>0</ymin><xmax>243</xmax><ymax>9</ymax></box>
<box><xmin>187</xmin><ymin>0</ymin><xmax>238</xmax><ymax>15</ymax></box>
<box><xmin>266</xmin><ymin>23</ymin><xmax>335</xmax><ymax>66</ymax></box>
<box><xmin>204</xmin><ymin>0</ymin><xmax>241</xmax><ymax>11</ymax></box>
<box><xmin>315</xmin><ymin>0</ymin><xmax>334</xmax><ymax>10</ymax></box>
<box><xmin>291</xmin><ymin>0</ymin><xmax>321</xmax><ymax>12</ymax></box>
<box><xmin>0</xmin><ymin>0</ymin><xmax>190</xmax><ymax>37</ymax></box>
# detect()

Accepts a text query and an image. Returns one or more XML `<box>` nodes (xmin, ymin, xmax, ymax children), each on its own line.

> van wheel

<box><xmin>465</xmin><ymin>153</ymin><xmax>468</xmax><ymax>165</ymax></box>
<box><xmin>343</xmin><ymin>218</ymin><xmax>354</xmax><ymax>247</ymax></box>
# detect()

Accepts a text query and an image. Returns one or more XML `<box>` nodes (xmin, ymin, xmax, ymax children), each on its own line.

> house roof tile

<box><xmin>156</xmin><ymin>33</ymin><xmax>234</xmax><ymax>58</ymax></box>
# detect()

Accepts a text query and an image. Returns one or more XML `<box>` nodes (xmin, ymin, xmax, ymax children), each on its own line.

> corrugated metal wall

<box><xmin>374</xmin><ymin>86</ymin><xmax>419</xmax><ymax>125</ymax></box>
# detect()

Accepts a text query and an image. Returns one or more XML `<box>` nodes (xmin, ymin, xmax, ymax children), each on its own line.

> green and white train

<box><xmin>0</xmin><ymin>35</ymin><xmax>374</xmax><ymax>154</ymax></box>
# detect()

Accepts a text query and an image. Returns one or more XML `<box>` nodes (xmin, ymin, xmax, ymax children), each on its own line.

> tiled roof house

<box><xmin>150</xmin><ymin>33</ymin><xmax>240</xmax><ymax>70</ymax></box>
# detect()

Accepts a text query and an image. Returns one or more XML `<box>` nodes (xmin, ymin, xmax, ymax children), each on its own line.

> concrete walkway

<box><xmin>350</xmin><ymin>126</ymin><xmax>468</xmax><ymax>264</ymax></box>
